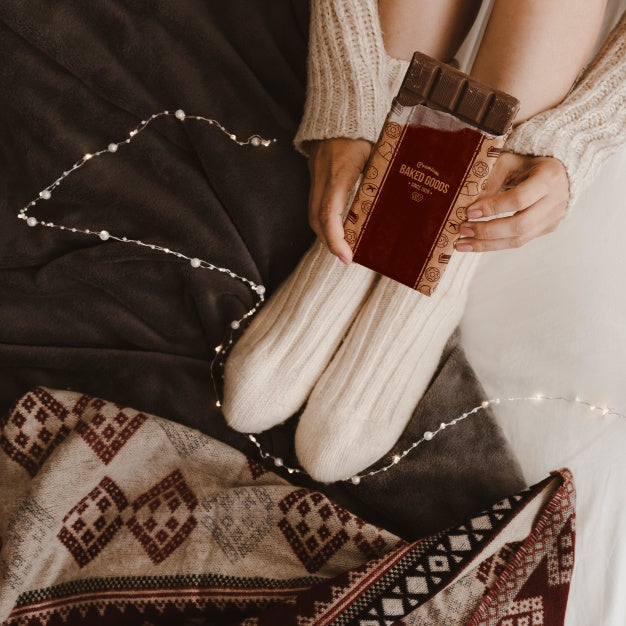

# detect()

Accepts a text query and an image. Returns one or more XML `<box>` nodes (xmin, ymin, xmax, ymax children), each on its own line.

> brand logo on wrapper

<box><xmin>398</xmin><ymin>162</ymin><xmax>451</xmax><ymax>194</ymax></box>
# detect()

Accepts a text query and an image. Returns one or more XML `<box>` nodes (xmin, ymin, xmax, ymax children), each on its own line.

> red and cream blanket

<box><xmin>0</xmin><ymin>388</ymin><xmax>575</xmax><ymax>625</ymax></box>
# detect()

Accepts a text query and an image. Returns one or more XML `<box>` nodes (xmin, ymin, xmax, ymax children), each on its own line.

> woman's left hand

<box><xmin>455</xmin><ymin>152</ymin><xmax>570</xmax><ymax>252</ymax></box>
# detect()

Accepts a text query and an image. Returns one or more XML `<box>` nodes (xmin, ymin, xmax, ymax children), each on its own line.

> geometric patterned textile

<box><xmin>57</xmin><ymin>476</ymin><xmax>129</xmax><ymax>568</ymax></box>
<box><xmin>248</xmin><ymin>471</ymin><xmax>576</xmax><ymax>626</ymax></box>
<box><xmin>0</xmin><ymin>387</ymin><xmax>79</xmax><ymax>478</ymax></box>
<box><xmin>126</xmin><ymin>469</ymin><xmax>198</xmax><ymax>565</ymax></box>
<box><xmin>74</xmin><ymin>396</ymin><xmax>148</xmax><ymax>465</ymax></box>
<box><xmin>277</xmin><ymin>489</ymin><xmax>391</xmax><ymax>573</ymax></box>
<box><xmin>0</xmin><ymin>388</ymin><xmax>575</xmax><ymax>626</ymax></box>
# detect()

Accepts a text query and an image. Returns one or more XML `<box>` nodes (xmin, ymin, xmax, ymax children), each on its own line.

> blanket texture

<box><xmin>0</xmin><ymin>0</ymin><xmax>525</xmax><ymax>537</ymax></box>
<box><xmin>0</xmin><ymin>0</ymin><xmax>313</xmax><ymax>422</ymax></box>
<box><xmin>0</xmin><ymin>389</ymin><xmax>575</xmax><ymax>626</ymax></box>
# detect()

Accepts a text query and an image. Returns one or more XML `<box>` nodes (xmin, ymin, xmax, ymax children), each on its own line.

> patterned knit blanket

<box><xmin>0</xmin><ymin>388</ymin><xmax>575</xmax><ymax>625</ymax></box>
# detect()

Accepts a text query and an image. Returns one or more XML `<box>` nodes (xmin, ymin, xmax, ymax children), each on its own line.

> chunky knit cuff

<box><xmin>505</xmin><ymin>13</ymin><xmax>626</xmax><ymax>208</ymax></box>
<box><xmin>294</xmin><ymin>0</ymin><xmax>406</xmax><ymax>154</ymax></box>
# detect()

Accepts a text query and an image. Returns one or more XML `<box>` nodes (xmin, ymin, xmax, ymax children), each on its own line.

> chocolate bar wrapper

<box><xmin>344</xmin><ymin>54</ymin><xmax>519</xmax><ymax>295</ymax></box>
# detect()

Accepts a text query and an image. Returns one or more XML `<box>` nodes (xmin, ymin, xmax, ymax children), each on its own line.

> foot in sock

<box><xmin>222</xmin><ymin>238</ymin><xmax>378</xmax><ymax>433</ymax></box>
<box><xmin>294</xmin><ymin>252</ymin><xmax>481</xmax><ymax>482</ymax></box>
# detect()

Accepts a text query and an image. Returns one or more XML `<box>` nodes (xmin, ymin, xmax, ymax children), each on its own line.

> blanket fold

<box><xmin>0</xmin><ymin>388</ymin><xmax>575</xmax><ymax>626</ymax></box>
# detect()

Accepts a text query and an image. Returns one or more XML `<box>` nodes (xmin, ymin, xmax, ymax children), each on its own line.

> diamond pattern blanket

<box><xmin>0</xmin><ymin>388</ymin><xmax>575</xmax><ymax>625</ymax></box>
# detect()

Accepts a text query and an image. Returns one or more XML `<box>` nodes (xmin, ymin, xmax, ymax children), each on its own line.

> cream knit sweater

<box><xmin>294</xmin><ymin>0</ymin><xmax>407</xmax><ymax>151</ymax></box>
<box><xmin>295</xmin><ymin>0</ymin><xmax>626</xmax><ymax>208</ymax></box>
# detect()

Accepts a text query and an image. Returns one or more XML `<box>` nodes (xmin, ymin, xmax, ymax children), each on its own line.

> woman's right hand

<box><xmin>307</xmin><ymin>137</ymin><xmax>372</xmax><ymax>264</ymax></box>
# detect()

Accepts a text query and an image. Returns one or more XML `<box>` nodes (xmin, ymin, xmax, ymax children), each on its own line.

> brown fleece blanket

<box><xmin>0</xmin><ymin>0</ymin><xmax>524</xmax><ymax>541</ymax></box>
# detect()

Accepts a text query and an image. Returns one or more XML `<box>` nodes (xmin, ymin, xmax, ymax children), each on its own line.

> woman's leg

<box><xmin>222</xmin><ymin>240</ymin><xmax>379</xmax><ymax>432</ymax></box>
<box><xmin>471</xmin><ymin>0</ymin><xmax>607</xmax><ymax>122</ymax></box>
<box><xmin>295</xmin><ymin>0</ymin><xmax>608</xmax><ymax>482</ymax></box>
<box><xmin>379</xmin><ymin>0</ymin><xmax>482</xmax><ymax>61</ymax></box>
<box><xmin>222</xmin><ymin>0</ymin><xmax>481</xmax><ymax>434</ymax></box>
<box><xmin>295</xmin><ymin>253</ymin><xmax>482</xmax><ymax>483</ymax></box>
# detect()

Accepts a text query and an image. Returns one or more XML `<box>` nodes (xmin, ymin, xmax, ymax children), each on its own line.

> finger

<box><xmin>307</xmin><ymin>167</ymin><xmax>328</xmax><ymax>246</ymax></box>
<box><xmin>462</xmin><ymin>194</ymin><xmax>565</xmax><ymax>241</ymax></box>
<box><xmin>457</xmin><ymin>196</ymin><xmax>566</xmax><ymax>252</ymax></box>
<box><xmin>307</xmin><ymin>140</ymin><xmax>370</xmax><ymax>263</ymax></box>
<box><xmin>466</xmin><ymin>171</ymin><xmax>550</xmax><ymax>220</ymax></box>
<box><xmin>479</xmin><ymin>151</ymin><xmax>521</xmax><ymax>196</ymax></box>
<box><xmin>317</xmin><ymin>173</ymin><xmax>355</xmax><ymax>263</ymax></box>
<box><xmin>467</xmin><ymin>177</ymin><xmax>548</xmax><ymax>219</ymax></box>
<box><xmin>456</xmin><ymin>222</ymin><xmax>556</xmax><ymax>252</ymax></box>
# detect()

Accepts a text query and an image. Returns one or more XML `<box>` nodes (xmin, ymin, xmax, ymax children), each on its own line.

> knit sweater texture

<box><xmin>296</xmin><ymin>1</ymin><xmax>626</xmax><ymax>207</ymax></box>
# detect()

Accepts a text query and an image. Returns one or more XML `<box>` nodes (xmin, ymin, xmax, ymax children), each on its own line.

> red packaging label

<box><xmin>345</xmin><ymin>103</ymin><xmax>504</xmax><ymax>295</ymax></box>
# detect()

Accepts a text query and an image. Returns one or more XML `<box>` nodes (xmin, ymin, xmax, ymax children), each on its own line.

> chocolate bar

<box><xmin>397</xmin><ymin>52</ymin><xmax>519</xmax><ymax>134</ymax></box>
<box><xmin>344</xmin><ymin>52</ymin><xmax>520</xmax><ymax>295</ymax></box>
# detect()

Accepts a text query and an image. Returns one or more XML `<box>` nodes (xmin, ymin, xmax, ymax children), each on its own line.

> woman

<box><xmin>223</xmin><ymin>0</ymin><xmax>625</xmax><ymax>482</ymax></box>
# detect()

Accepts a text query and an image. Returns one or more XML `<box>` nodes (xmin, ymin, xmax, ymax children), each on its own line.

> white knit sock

<box><xmin>294</xmin><ymin>252</ymin><xmax>481</xmax><ymax>483</ymax></box>
<box><xmin>222</xmin><ymin>239</ymin><xmax>378</xmax><ymax>433</ymax></box>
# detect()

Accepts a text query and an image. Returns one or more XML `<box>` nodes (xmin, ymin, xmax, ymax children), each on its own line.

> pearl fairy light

<box><xmin>17</xmin><ymin>109</ymin><xmax>276</xmax><ymax>405</ymax></box>
<box><xmin>18</xmin><ymin>110</ymin><xmax>624</xmax><ymax>487</ymax></box>
<box><xmin>245</xmin><ymin>393</ymin><xmax>625</xmax><ymax>485</ymax></box>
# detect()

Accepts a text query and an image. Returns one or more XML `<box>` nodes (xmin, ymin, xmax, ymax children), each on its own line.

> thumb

<box><xmin>318</xmin><ymin>166</ymin><xmax>359</xmax><ymax>263</ymax></box>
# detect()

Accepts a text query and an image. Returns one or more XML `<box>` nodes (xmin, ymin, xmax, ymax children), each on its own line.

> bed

<box><xmin>461</xmin><ymin>144</ymin><xmax>626</xmax><ymax>626</ymax></box>
<box><xmin>1</xmin><ymin>1</ymin><xmax>624</xmax><ymax>624</ymax></box>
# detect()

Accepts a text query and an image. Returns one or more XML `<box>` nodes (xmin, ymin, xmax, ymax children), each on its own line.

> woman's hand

<box><xmin>456</xmin><ymin>152</ymin><xmax>570</xmax><ymax>252</ymax></box>
<box><xmin>307</xmin><ymin>137</ymin><xmax>372</xmax><ymax>264</ymax></box>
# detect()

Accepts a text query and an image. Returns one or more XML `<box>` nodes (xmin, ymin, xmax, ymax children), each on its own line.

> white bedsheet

<box><xmin>461</xmin><ymin>139</ymin><xmax>626</xmax><ymax>625</ymax></box>
<box><xmin>455</xmin><ymin>3</ymin><xmax>626</xmax><ymax>621</ymax></box>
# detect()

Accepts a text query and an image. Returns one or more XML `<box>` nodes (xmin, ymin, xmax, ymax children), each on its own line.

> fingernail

<box><xmin>339</xmin><ymin>255</ymin><xmax>351</xmax><ymax>265</ymax></box>
<box><xmin>467</xmin><ymin>208</ymin><xmax>483</xmax><ymax>219</ymax></box>
<box><xmin>459</xmin><ymin>226</ymin><xmax>475</xmax><ymax>237</ymax></box>
<box><xmin>455</xmin><ymin>243</ymin><xmax>473</xmax><ymax>252</ymax></box>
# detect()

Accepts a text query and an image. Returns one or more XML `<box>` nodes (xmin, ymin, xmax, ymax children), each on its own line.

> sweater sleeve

<box><xmin>294</xmin><ymin>0</ymin><xmax>407</xmax><ymax>154</ymax></box>
<box><xmin>505</xmin><ymin>12</ymin><xmax>626</xmax><ymax>208</ymax></box>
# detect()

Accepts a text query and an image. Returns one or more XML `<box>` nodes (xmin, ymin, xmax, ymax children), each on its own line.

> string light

<box><xmin>245</xmin><ymin>393</ymin><xmax>624</xmax><ymax>485</ymax></box>
<box><xmin>18</xmin><ymin>111</ymin><xmax>624</xmax><ymax>487</ymax></box>
<box><xmin>17</xmin><ymin>109</ymin><xmax>276</xmax><ymax>403</ymax></box>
